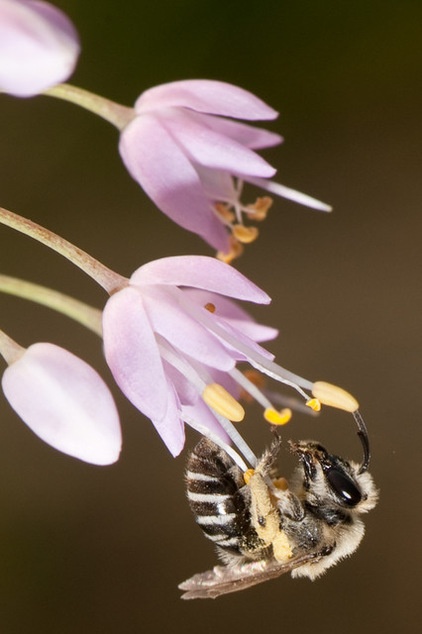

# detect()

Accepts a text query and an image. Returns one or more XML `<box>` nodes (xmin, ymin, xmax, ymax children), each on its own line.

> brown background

<box><xmin>1</xmin><ymin>0</ymin><xmax>421</xmax><ymax>631</ymax></box>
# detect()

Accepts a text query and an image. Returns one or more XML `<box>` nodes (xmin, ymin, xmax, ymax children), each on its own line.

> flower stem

<box><xmin>0</xmin><ymin>275</ymin><xmax>102</xmax><ymax>336</ymax></box>
<box><xmin>0</xmin><ymin>206</ymin><xmax>127</xmax><ymax>295</ymax></box>
<box><xmin>0</xmin><ymin>329</ymin><xmax>24</xmax><ymax>365</ymax></box>
<box><xmin>43</xmin><ymin>83</ymin><xmax>134</xmax><ymax>130</ymax></box>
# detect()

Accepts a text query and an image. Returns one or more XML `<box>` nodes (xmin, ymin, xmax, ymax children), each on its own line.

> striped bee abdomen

<box><xmin>186</xmin><ymin>438</ymin><xmax>255</xmax><ymax>555</ymax></box>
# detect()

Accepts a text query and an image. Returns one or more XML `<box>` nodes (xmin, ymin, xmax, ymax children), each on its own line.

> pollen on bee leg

<box><xmin>272</xmin><ymin>477</ymin><xmax>289</xmax><ymax>491</ymax></box>
<box><xmin>243</xmin><ymin>468</ymin><xmax>255</xmax><ymax>485</ymax></box>
<box><xmin>232</xmin><ymin>224</ymin><xmax>259</xmax><ymax>244</ymax></box>
<box><xmin>306</xmin><ymin>398</ymin><xmax>321</xmax><ymax>412</ymax></box>
<box><xmin>202</xmin><ymin>383</ymin><xmax>245</xmax><ymax>422</ymax></box>
<box><xmin>312</xmin><ymin>381</ymin><xmax>359</xmax><ymax>413</ymax></box>
<box><xmin>264</xmin><ymin>408</ymin><xmax>292</xmax><ymax>426</ymax></box>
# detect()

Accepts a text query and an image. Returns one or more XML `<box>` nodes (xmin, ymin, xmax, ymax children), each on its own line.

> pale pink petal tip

<box><xmin>0</xmin><ymin>0</ymin><xmax>80</xmax><ymax>97</ymax></box>
<box><xmin>1</xmin><ymin>343</ymin><xmax>122</xmax><ymax>465</ymax></box>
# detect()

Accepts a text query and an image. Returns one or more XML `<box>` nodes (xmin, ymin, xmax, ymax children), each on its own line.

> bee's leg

<box><xmin>247</xmin><ymin>470</ymin><xmax>293</xmax><ymax>563</ymax></box>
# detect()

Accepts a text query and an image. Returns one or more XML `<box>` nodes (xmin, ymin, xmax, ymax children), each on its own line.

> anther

<box><xmin>243</xmin><ymin>369</ymin><xmax>266</xmax><ymax>388</ymax></box>
<box><xmin>246</xmin><ymin>196</ymin><xmax>273</xmax><ymax>221</ymax></box>
<box><xmin>232</xmin><ymin>224</ymin><xmax>259</xmax><ymax>244</ymax></box>
<box><xmin>214</xmin><ymin>203</ymin><xmax>235</xmax><ymax>223</ymax></box>
<box><xmin>202</xmin><ymin>383</ymin><xmax>245</xmax><ymax>422</ymax></box>
<box><xmin>204</xmin><ymin>303</ymin><xmax>216</xmax><ymax>313</ymax></box>
<box><xmin>264</xmin><ymin>408</ymin><xmax>292</xmax><ymax>425</ymax></box>
<box><xmin>312</xmin><ymin>381</ymin><xmax>359</xmax><ymax>412</ymax></box>
<box><xmin>306</xmin><ymin>398</ymin><xmax>321</xmax><ymax>412</ymax></box>
<box><xmin>216</xmin><ymin>236</ymin><xmax>244</xmax><ymax>263</ymax></box>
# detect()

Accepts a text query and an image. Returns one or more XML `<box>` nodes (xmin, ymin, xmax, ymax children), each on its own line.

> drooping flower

<box><xmin>0</xmin><ymin>207</ymin><xmax>360</xmax><ymax>466</ymax></box>
<box><xmin>0</xmin><ymin>0</ymin><xmax>80</xmax><ymax>97</ymax></box>
<box><xmin>118</xmin><ymin>79</ymin><xmax>331</xmax><ymax>258</ymax></box>
<box><xmin>103</xmin><ymin>256</ymin><xmax>273</xmax><ymax>455</ymax></box>
<box><xmin>102</xmin><ymin>255</ymin><xmax>320</xmax><ymax>458</ymax></box>
<box><xmin>1</xmin><ymin>340</ymin><xmax>122</xmax><ymax>465</ymax></box>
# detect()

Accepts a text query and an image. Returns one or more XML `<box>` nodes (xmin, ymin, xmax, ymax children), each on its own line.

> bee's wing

<box><xmin>179</xmin><ymin>553</ymin><xmax>320</xmax><ymax>600</ymax></box>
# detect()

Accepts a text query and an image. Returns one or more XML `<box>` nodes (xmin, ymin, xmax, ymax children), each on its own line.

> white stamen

<box><xmin>183</xmin><ymin>416</ymin><xmax>251</xmax><ymax>472</ymax></box>
<box><xmin>229</xmin><ymin>366</ymin><xmax>274</xmax><ymax>410</ymax></box>
<box><xmin>180</xmin><ymin>297</ymin><xmax>314</xmax><ymax>395</ymax></box>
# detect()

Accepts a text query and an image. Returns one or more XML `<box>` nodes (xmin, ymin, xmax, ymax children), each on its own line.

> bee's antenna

<box><xmin>353</xmin><ymin>410</ymin><xmax>371</xmax><ymax>473</ymax></box>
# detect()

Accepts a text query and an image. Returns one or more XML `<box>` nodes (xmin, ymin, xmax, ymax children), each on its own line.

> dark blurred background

<box><xmin>1</xmin><ymin>0</ymin><xmax>421</xmax><ymax>631</ymax></box>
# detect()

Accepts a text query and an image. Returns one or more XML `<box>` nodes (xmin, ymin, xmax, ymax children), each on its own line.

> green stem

<box><xmin>0</xmin><ymin>274</ymin><xmax>102</xmax><ymax>337</ymax></box>
<box><xmin>0</xmin><ymin>329</ymin><xmax>24</xmax><ymax>365</ymax></box>
<box><xmin>0</xmin><ymin>206</ymin><xmax>127</xmax><ymax>295</ymax></box>
<box><xmin>43</xmin><ymin>83</ymin><xmax>135</xmax><ymax>130</ymax></box>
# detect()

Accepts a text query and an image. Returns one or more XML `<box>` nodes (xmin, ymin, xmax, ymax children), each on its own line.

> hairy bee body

<box><xmin>186</xmin><ymin>439</ymin><xmax>267</xmax><ymax>560</ymax></box>
<box><xmin>181</xmin><ymin>437</ymin><xmax>378</xmax><ymax>599</ymax></box>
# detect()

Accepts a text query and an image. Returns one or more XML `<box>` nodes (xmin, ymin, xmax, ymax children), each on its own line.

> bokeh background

<box><xmin>1</xmin><ymin>0</ymin><xmax>421</xmax><ymax>631</ymax></box>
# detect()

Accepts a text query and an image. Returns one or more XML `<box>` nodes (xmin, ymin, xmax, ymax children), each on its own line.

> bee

<box><xmin>179</xmin><ymin>412</ymin><xmax>378</xmax><ymax>599</ymax></box>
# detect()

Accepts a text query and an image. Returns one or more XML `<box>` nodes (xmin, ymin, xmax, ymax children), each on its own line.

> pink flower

<box><xmin>2</xmin><ymin>342</ymin><xmax>122</xmax><ymax>465</ymax></box>
<box><xmin>0</xmin><ymin>0</ymin><xmax>80</xmax><ymax>97</ymax></box>
<box><xmin>102</xmin><ymin>255</ymin><xmax>278</xmax><ymax>457</ymax></box>
<box><xmin>119</xmin><ymin>79</ymin><xmax>331</xmax><ymax>256</ymax></box>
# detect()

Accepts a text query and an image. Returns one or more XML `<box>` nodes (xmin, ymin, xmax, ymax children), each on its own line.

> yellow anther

<box><xmin>239</xmin><ymin>369</ymin><xmax>267</xmax><ymax>403</ymax></box>
<box><xmin>243</xmin><ymin>369</ymin><xmax>266</xmax><ymax>388</ymax></box>
<box><xmin>216</xmin><ymin>236</ymin><xmax>244</xmax><ymax>263</ymax></box>
<box><xmin>204</xmin><ymin>302</ymin><xmax>216</xmax><ymax>313</ymax></box>
<box><xmin>232</xmin><ymin>224</ymin><xmax>259</xmax><ymax>244</ymax></box>
<box><xmin>246</xmin><ymin>196</ymin><xmax>273</xmax><ymax>221</ymax></box>
<box><xmin>264</xmin><ymin>408</ymin><xmax>292</xmax><ymax>426</ymax></box>
<box><xmin>306</xmin><ymin>398</ymin><xmax>321</xmax><ymax>412</ymax></box>
<box><xmin>312</xmin><ymin>381</ymin><xmax>359</xmax><ymax>413</ymax></box>
<box><xmin>214</xmin><ymin>202</ymin><xmax>235</xmax><ymax>223</ymax></box>
<box><xmin>272</xmin><ymin>477</ymin><xmax>289</xmax><ymax>491</ymax></box>
<box><xmin>244</xmin><ymin>468</ymin><xmax>255</xmax><ymax>485</ymax></box>
<box><xmin>202</xmin><ymin>383</ymin><xmax>245</xmax><ymax>422</ymax></box>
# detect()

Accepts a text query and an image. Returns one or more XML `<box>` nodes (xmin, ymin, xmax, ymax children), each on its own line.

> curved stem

<box><xmin>0</xmin><ymin>329</ymin><xmax>24</xmax><ymax>365</ymax></box>
<box><xmin>0</xmin><ymin>207</ymin><xmax>127</xmax><ymax>295</ymax></box>
<box><xmin>43</xmin><ymin>83</ymin><xmax>135</xmax><ymax>130</ymax></box>
<box><xmin>0</xmin><ymin>274</ymin><xmax>102</xmax><ymax>337</ymax></box>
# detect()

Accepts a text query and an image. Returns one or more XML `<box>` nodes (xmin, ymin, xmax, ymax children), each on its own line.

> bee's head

<box><xmin>289</xmin><ymin>440</ymin><xmax>378</xmax><ymax>514</ymax></box>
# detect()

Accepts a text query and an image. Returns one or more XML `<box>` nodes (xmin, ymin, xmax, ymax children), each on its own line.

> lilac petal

<box><xmin>102</xmin><ymin>287</ymin><xmax>169</xmax><ymax>421</ymax></box>
<box><xmin>1</xmin><ymin>343</ymin><xmax>121</xmax><ymax>465</ymax></box>
<box><xmin>163</xmin><ymin>110</ymin><xmax>276</xmax><ymax>177</ymax></box>
<box><xmin>210</xmin><ymin>369</ymin><xmax>242</xmax><ymax>399</ymax></box>
<box><xmin>142</xmin><ymin>286</ymin><xmax>237</xmax><ymax>371</ymax></box>
<box><xmin>163</xmin><ymin>360</ymin><xmax>198</xmax><ymax>406</ymax></box>
<box><xmin>221</xmin><ymin>318</ymin><xmax>278</xmax><ymax>343</ymax></box>
<box><xmin>119</xmin><ymin>113</ymin><xmax>229</xmax><ymax>252</ymax></box>
<box><xmin>131</xmin><ymin>255</ymin><xmax>271</xmax><ymax>305</ymax></box>
<box><xmin>194</xmin><ymin>167</ymin><xmax>237</xmax><ymax>201</ymax></box>
<box><xmin>151</xmin><ymin>380</ymin><xmax>186</xmax><ymax>457</ymax></box>
<box><xmin>194</xmin><ymin>113</ymin><xmax>283</xmax><ymax>149</ymax></box>
<box><xmin>198</xmin><ymin>307</ymin><xmax>276</xmax><ymax>363</ymax></box>
<box><xmin>183</xmin><ymin>399</ymin><xmax>231</xmax><ymax>445</ymax></box>
<box><xmin>0</xmin><ymin>0</ymin><xmax>80</xmax><ymax>97</ymax></box>
<box><xmin>134</xmin><ymin>79</ymin><xmax>278</xmax><ymax>121</ymax></box>
<box><xmin>152</xmin><ymin>413</ymin><xmax>185</xmax><ymax>457</ymax></box>
<box><xmin>246</xmin><ymin>176</ymin><xmax>333</xmax><ymax>212</ymax></box>
<box><xmin>182</xmin><ymin>289</ymin><xmax>279</xmax><ymax>343</ymax></box>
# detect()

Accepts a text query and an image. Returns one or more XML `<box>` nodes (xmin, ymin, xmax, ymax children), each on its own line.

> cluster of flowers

<box><xmin>0</xmin><ymin>1</ymin><xmax>354</xmax><ymax>470</ymax></box>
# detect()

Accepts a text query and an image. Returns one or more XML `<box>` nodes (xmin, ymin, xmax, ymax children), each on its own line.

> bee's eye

<box><xmin>326</xmin><ymin>468</ymin><xmax>362</xmax><ymax>506</ymax></box>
